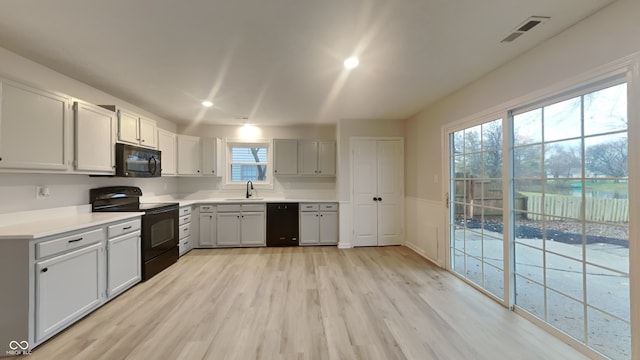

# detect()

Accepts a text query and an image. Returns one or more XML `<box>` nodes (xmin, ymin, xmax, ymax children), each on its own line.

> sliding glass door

<box><xmin>447</xmin><ymin>77</ymin><xmax>630</xmax><ymax>359</ymax></box>
<box><xmin>512</xmin><ymin>81</ymin><xmax>629</xmax><ymax>359</ymax></box>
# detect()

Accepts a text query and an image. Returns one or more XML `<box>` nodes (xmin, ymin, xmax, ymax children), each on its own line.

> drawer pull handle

<box><xmin>41</xmin><ymin>268</ymin><xmax>48</xmax><ymax>273</ymax></box>
<box><xmin>183</xmin><ymin>228</ymin><xmax>188</xmax><ymax>232</ymax></box>
<box><xmin>68</xmin><ymin>237</ymin><xmax>83</xmax><ymax>243</ymax></box>
<box><xmin>122</xmin><ymin>226</ymin><xmax>132</xmax><ymax>230</ymax></box>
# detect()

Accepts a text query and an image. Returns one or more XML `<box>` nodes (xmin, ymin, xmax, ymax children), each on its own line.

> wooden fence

<box><xmin>522</xmin><ymin>192</ymin><xmax>629</xmax><ymax>222</ymax></box>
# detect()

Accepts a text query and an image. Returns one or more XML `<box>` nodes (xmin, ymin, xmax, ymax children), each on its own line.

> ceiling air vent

<box><xmin>501</xmin><ymin>16</ymin><xmax>550</xmax><ymax>43</ymax></box>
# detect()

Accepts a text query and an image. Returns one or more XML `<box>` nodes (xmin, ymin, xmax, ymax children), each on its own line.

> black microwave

<box><xmin>115</xmin><ymin>143</ymin><xmax>162</xmax><ymax>177</ymax></box>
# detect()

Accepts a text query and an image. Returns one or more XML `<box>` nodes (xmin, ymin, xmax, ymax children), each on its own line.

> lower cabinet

<box><xmin>299</xmin><ymin>203</ymin><xmax>338</xmax><ymax>245</ymax></box>
<box><xmin>178</xmin><ymin>206</ymin><xmax>193</xmax><ymax>256</ymax></box>
<box><xmin>35</xmin><ymin>241</ymin><xmax>104</xmax><ymax>342</ymax></box>
<box><xmin>199</xmin><ymin>205</ymin><xmax>216</xmax><ymax>247</ymax></box>
<box><xmin>216</xmin><ymin>204</ymin><xmax>266</xmax><ymax>247</ymax></box>
<box><xmin>107</xmin><ymin>232</ymin><xmax>140</xmax><ymax>298</ymax></box>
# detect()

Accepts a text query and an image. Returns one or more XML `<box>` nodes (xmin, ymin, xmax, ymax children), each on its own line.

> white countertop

<box><xmin>0</xmin><ymin>206</ymin><xmax>144</xmax><ymax>240</ymax></box>
<box><xmin>150</xmin><ymin>198</ymin><xmax>339</xmax><ymax>207</ymax></box>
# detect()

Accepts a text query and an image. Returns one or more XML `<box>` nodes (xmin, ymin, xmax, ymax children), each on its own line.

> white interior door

<box><xmin>376</xmin><ymin>140</ymin><xmax>403</xmax><ymax>246</ymax></box>
<box><xmin>352</xmin><ymin>140</ymin><xmax>378</xmax><ymax>246</ymax></box>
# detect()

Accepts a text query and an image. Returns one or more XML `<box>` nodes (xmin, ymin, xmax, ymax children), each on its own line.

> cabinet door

<box><xmin>0</xmin><ymin>79</ymin><xmax>69</xmax><ymax>171</ymax></box>
<box><xmin>240</xmin><ymin>212</ymin><xmax>265</xmax><ymax>246</ymax></box>
<box><xmin>118</xmin><ymin>110</ymin><xmax>139</xmax><ymax>145</ymax></box>
<box><xmin>319</xmin><ymin>211</ymin><xmax>338</xmax><ymax>244</ymax></box>
<box><xmin>139</xmin><ymin>117</ymin><xmax>157</xmax><ymax>148</ymax></box>
<box><xmin>317</xmin><ymin>141</ymin><xmax>336</xmax><ymax>176</ymax></box>
<box><xmin>216</xmin><ymin>213</ymin><xmax>240</xmax><ymax>246</ymax></box>
<box><xmin>157</xmin><ymin>129</ymin><xmax>177</xmax><ymax>175</ymax></box>
<box><xmin>74</xmin><ymin>101</ymin><xmax>116</xmax><ymax>173</ymax></box>
<box><xmin>299</xmin><ymin>211</ymin><xmax>319</xmax><ymax>245</ymax></box>
<box><xmin>273</xmin><ymin>139</ymin><xmax>298</xmax><ymax>175</ymax></box>
<box><xmin>201</xmin><ymin>137</ymin><xmax>221</xmax><ymax>176</ymax></box>
<box><xmin>199</xmin><ymin>213</ymin><xmax>215</xmax><ymax>247</ymax></box>
<box><xmin>107</xmin><ymin>232</ymin><xmax>141</xmax><ymax>298</ymax></box>
<box><xmin>35</xmin><ymin>242</ymin><xmax>104</xmax><ymax>342</ymax></box>
<box><xmin>177</xmin><ymin>135</ymin><xmax>201</xmax><ymax>175</ymax></box>
<box><xmin>298</xmin><ymin>140</ymin><xmax>318</xmax><ymax>175</ymax></box>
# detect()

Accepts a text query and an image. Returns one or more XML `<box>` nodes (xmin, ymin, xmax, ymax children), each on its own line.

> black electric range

<box><xmin>90</xmin><ymin>186</ymin><xmax>179</xmax><ymax>280</ymax></box>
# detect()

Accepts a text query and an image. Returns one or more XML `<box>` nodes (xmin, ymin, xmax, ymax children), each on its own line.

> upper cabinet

<box><xmin>177</xmin><ymin>135</ymin><xmax>201</xmax><ymax>175</ymax></box>
<box><xmin>201</xmin><ymin>137</ymin><xmax>222</xmax><ymax>176</ymax></box>
<box><xmin>298</xmin><ymin>140</ymin><xmax>335</xmax><ymax>176</ymax></box>
<box><xmin>73</xmin><ymin>100</ymin><xmax>116</xmax><ymax>174</ymax></box>
<box><xmin>157</xmin><ymin>129</ymin><xmax>177</xmax><ymax>176</ymax></box>
<box><xmin>273</xmin><ymin>139</ymin><xmax>298</xmax><ymax>175</ymax></box>
<box><xmin>0</xmin><ymin>78</ymin><xmax>70</xmax><ymax>171</ymax></box>
<box><xmin>99</xmin><ymin>106</ymin><xmax>157</xmax><ymax>149</ymax></box>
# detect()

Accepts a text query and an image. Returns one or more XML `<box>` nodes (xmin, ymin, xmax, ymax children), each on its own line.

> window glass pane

<box><xmin>483</xmin><ymin>151</ymin><xmax>502</xmax><ymax>178</ymax></box>
<box><xmin>585</xmin><ymin>222</ymin><xmax>628</xmax><ymax>269</ymax></box>
<box><xmin>584</xmin><ymin>83</ymin><xmax>627</xmax><ymax>136</ymax></box>
<box><xmin>514</xmin><ymin>109</ymin><xmax>542</xmax><ymax>145</ymax></box>
<box><xmin>483</xmin><ymin>264</ymin><xmax>503</xmax><ymax>299</ymax></box>
<box><xmin>545</xmin><ymin>253</ymin><xmax>583</xmax><ymax>300</ymax></box>
<box><xmin>544</xmin><ymin>139</ymin><xmax>582</xmax><ymax>179</ymax></box>
<box><xmin>515</xmin><ymin>275</ymin><xmax>544</xmax><ymax>318</ymax></box>
<box><xmin>464</xmin><ymin>153</ymin><xmax>482</xmax><ymax>178</ymax></box>
<box><xmin>587</xmin><ymin>307</ymin><xmax>630</xmax><ymax>360</ymax></box>
<box><xmin>514</xmin><ymin>144</ymin><xmax>542</xmax><ymax>178</ymax></box>
<box><xmin>231</xmin><ymin>146</ymin><xmax>267</xmax><ymax>162</ymax></box>
<box><xmin>515</xmin><ymin>244</ymin><xmax>543</xmax><ymax>283</ymax></box>
<box><xmin>482</xmin><ymin>119</ymin><xmax>502</xmax><ymax>151</ymax></box>
<box><xmin>547</xmin><ymin>289</ymin><xmax>585</xmax><ymax>341</ymax></box>
<box><xmin>464</xmin><ymin>125</ymin><xmax>481</xmax><ymax>153</ymax></box>
<box><xmin>230</xmin><ymin>164</ymin><xmax>267</xmax><ymax>181</ymax></box>
<box><xmin>543</xmin><ymin>97</ymin><xmax>581</xmax><ymax>142</ymax></box>
<box><xmin>585</xmin><ymin>133</ymin><xmax>628</xmax><ymax>179</ymax></box>
<box><xmin>586</xmin><ymin>264</ymin><xmax>629</xmax><ymax>321</ymax></box>
<box><xmin>453</xmin><ymin>130</ymin><xmax>464</xmax><ymax>154</ymax></box>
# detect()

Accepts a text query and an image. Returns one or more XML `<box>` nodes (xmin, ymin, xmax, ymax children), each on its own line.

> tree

<box><xmin>585</xmin><ymin>138</ymin><xmax>628</xmax><ymax>178</ymax></box>
<box><xmin>249</xmin><ymin>147</ymin><xmax>267</xmax><ymax>180</ymax></box>
<box><xmin>545</xmin><ymin>144</ymin><xmax>581</xmax><ymax>178</ymax></box>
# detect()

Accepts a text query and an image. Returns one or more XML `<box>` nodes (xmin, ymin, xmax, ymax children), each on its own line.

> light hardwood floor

<box><xmin>27</xmin><ymin>246</ymin><xmax>587</xmax><ymax>360</ymax></box>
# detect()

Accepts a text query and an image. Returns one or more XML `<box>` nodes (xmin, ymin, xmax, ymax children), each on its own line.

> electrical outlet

<box><xmin>36</xmin><ymin>186</ymin><xmax>51</xmax><ymax>199</ymax></box>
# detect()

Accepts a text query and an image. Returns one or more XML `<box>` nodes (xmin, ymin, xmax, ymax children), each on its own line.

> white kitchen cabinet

<box><xmin>273</xmin><ymin>139</ymin><xmax>298</xmax><ymax>175</ymax></box>
<box><xmin>216</xmin><ymin>204</ymin><xmax>265</xmax><ymax>247</ymax></box>
<box><xmin>73</xmin><ymin>100</ymin><xmax>116</xmax><ymax>174</ymax></box>
<box><xmin>201</xmin><ymin>137</ymin><xmax>222</xmax><ymax>176</ymax></box>
<box><xmin>352</xmin><ymin>139</ymin><xmax>404</xmax><ymax>246</ymax></box>
<box><xmin>177</xmin><ymin>135</ymin><xmax>201</xmax><ymax>175</ymax></box>
<box><xmin>198</xmin><ymin>205</ymin><xmax>216</xmax><ymax>247</ymax></box>
<box><xmin>178</xmin><ymin>206</ymin><xmax>193</xmax><ymax>256</ymax></box>
<box><xmin>216</xmin><ymin>211</ymin><xmax>241</xmax><ymax>246</ymax></box>
<box><xmin>107</xmin><ymin>220</ymin><xmax>141</xmax><ymax>298</ymax></box>
<box><xmin>299</xmin><ymin>203</ymin><xmax>338</xmax><ymax>245</ymax></box>
<box><xmin>99</xmin><ymin>106</ymin><xmax>157</xmax><ymax>149</ymax></box>
<box><xmin>298</xmin><ymin>140</ymin><xmax>335</xmax><ymax>176</ymax></box>
<box><xmin>138</xmin><ymin>117</ymin><xmax>158</xmax><ymax>148</ymax></box>
<box><xmin>0</xmin><ymin>78</ymin><xmax>70</xmax><ymax>171</ymax></box>
<box><xmin>35</xmin><ymin>241</ymin><xmax>105</xmax><ymax>343</ymax></box>
<box><xmin>157</xmin><ymin>129</ymin><xmax>177</xmax><ymax>175</ymax></box>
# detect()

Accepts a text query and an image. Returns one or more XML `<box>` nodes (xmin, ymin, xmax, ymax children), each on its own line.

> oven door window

<box><xmin>150</xmin><ymin>218</ymin><xmax>175</xmax><ymax>248</ymax></box>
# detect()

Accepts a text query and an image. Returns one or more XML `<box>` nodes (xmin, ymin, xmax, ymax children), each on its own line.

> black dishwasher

<box><xmin>266</xmin><ymin>203</ymin><xmax>299</xmax><ymax>247</ymax></box>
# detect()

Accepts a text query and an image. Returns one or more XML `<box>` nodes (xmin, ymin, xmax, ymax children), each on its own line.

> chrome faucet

<box><xmin>246</xmin><ymin>181</ymin><xmax>254</xmax><ymax>199</ymax></box>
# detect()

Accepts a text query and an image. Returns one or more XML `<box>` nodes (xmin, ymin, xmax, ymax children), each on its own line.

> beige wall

<box><xmin>178</xmin><ymin>123</ymin><xmax>335</xmax><ymax>140</ymax></box>
<box><xmin>406</xmin><ymin>0</ymin><xmax>640</xmax><ymax>202</ymax></box>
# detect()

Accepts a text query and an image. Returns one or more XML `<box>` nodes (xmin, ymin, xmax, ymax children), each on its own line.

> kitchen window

<box><xmin>225</xmin><ymin>140</ymin><xmax>271</xmax><ymax>187</ymax></box>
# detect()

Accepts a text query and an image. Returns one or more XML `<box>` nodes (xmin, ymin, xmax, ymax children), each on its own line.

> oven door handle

<box><xmin>146</xmin><ymin>206</ymin><xmax>178</xmax><ymax>216</ymax></box>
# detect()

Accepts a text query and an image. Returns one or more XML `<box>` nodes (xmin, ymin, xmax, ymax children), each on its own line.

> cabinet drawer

<box><xmin>179</xmin><ymin>223</ymin><xmax>191</xmax><ymax>239</ymax></box>
<box><xmin>241</xmin><ymin>204</ymin><xmax>264</xmax><ymax>212</ymax></box>
<box><xmin>179</xmin><ymin>214</ymin><xmax>191</xmax><ymax>226</ymax></box>
<box><xmin>37</xmin><ymin>228</ymin><xmax>105</xmax><ymax>259</ymax></box>
<box><xmin>107</xmin><ymin>219</ymin><xmax>141</xmax><ymax>238</ymax></box>
<box><xmin>218</xmin><ymin>204</ymin><xmax>241</xmax><ymax>212</ymax></box>
<box><xmin>300</xmin><ymin>204</ymin><xmax>319</xmax><ymax>211</ymax></box>
<box><xmin>200</xmin><ymin>205</ymin><xmax>214</xmax><ymax>213</ymax></box>
<box><xmin>320</xmin><ymin>203</ymin><xmax>338</xmax><ymax>211</ymax></box>
<box><xmin>180</xmin><ymin>206</ymin><xmax>192</xmax><ymax>216</ymax></box>
<box><xmin>179</xmin><ymin>235</ymin><xmax>191</xmax><ymax>256</ymax></box>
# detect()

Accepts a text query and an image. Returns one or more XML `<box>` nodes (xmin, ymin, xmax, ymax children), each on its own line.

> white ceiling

<box><xmin>0</xmin><ymin>0</ymin><xmax>614</xmax><ymax>126</ymax></box>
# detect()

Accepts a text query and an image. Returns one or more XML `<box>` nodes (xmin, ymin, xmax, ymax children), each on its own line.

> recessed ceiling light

<box><xmin>202</xmin><ymin>100</ymin><xmax>213</xmax><ymax>107</ymax></box>
<box><xmin>344</xmin><ymin>56</ymin><xmax>359</xmax><ymax>69</ymax></box>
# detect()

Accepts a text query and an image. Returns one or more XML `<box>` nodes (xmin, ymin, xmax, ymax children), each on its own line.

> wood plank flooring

<box><xmin>27</xmin><ymin>246</ymin><xmax>587</xmax><ymax>360</ymax></box>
